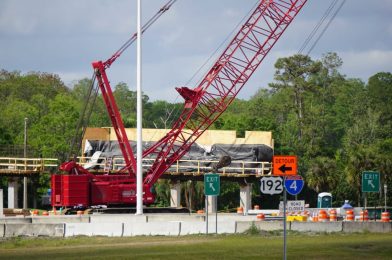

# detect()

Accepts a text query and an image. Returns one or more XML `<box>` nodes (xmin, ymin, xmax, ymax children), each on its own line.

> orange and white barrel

<box><xmin>237</xmin><ymin>207</ymin><xmax>244</xmax><ymax>214</ymax></box>
<box><xmin>312</xmin><ymin>212</ymin><xmax>319</xmax><ymax>222</ymax></box>
<box><xmin>381</xmin><ymin>212</ymin><xmax>390</xmax><ymax>222</ymax></box>
<box><xmin>359</xmin><ymin>210</ymin><xmax>369</xmax><ymax>221</ymax></box>
<box><xmin>256</xmin><ymin>213</ymin><xmax>265</xmax><ymax>221</ymax></box>
<box><xmin>318</xmin><ymin>210</ymin><xmax>328</xmax><ymax>222</ymax></box>
<box><xmin>329</xmin><ymin>209</ymin><xmax>337</xmax><ymax>222</ymax></box>
<box><xmin>345</xmin><ymin>209</ymin><xmax>354</xmax><ymax>221</ymax></box>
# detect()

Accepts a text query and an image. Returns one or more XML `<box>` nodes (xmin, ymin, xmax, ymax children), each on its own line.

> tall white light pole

<box><xmin>23</xmin><ymin>117</ymin><xmax>28</xmax><ymax>209</ymax></box>
<box><xmin>135</xmin><ymin>0</ymin><xmax>143</xmax><ymax>215</ymax></box>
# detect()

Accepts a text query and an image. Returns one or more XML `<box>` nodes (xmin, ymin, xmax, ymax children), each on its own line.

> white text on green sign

<box><xmin>204</xmin><ymin>174</ymin><xmax>220</xmax><ymax>196</ymax></box>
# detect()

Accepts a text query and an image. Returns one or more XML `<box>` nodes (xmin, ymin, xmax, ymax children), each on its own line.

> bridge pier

<box><xmin>0</xmin><ymin>189</ymin><xmax>4</xmax><ymax>217</ymax></box>
<box><xmin>8</xmin><ymin>178</ymin><xmax>19</xmax><ymax>209</ymax></box>
<box><xmin>170</xmin><ymin>180</ymin><xmax>181</xmax><ymax>208</ymax></box>
<box><xmin>240</xmin><ymin>183</ymin><xmax>252</xmax><ymax>215</ymax></box>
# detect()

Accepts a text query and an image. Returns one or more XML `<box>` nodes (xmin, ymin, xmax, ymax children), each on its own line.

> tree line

<box><xmin>0</xmin><ymin>52</ymin><xmax>391</xmax><ymax>209</ymax></box>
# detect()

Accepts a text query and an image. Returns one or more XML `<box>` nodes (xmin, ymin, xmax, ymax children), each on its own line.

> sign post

<box><xmin>283</xmin><ymin>183</ymin><xmax>287</xmax><ymax>260</ymax></box>
<box><xmin>204</xmin><ymin>173</ymin><xmax>220</xmax><ymax>234</ymax></box>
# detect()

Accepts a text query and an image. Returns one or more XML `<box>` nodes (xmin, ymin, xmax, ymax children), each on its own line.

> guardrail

<box><xmin>0</xmin><ymin>157</ymin><xmax>58</xmax><ymax>175</ymax></box>
<box><xmin>77</xmin><ymin>156</ymin><xmax>272</xmax><ymax>176</ymax></box>
<box><xmin>0</xmin><ymin>156</ymin><xmax>272</xmax><ymax>176</ymax></box>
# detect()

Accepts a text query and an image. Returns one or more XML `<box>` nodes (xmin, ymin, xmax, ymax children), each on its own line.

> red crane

<box><xmin>52</xmin><ymin>0</ymin><xmax>307</xmax><ymax>208</ymax></box>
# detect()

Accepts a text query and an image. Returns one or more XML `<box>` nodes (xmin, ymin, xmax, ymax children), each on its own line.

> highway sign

<box><xmin>362</xmin><ymin>171</ymin><xmax>380</xmax><ymax>192</ymax></box>
<box><xmin>260</xmin><ymin>176</ymin><xmax>283</xmax><ymax>195</ymax></box>
<box><xmin>273</xmin><ymin>155</ymin><xmax>297</xmax><ymax>175</ymax></box>
<box><xmin>204</xmin><ymin>173</ymin><xmax>220</xmax><ymax>196</ymax></box>
<box><xmin>284</xmin><ymin>175</ymin><xmax>304</xmax><ymax>195</ymax></box>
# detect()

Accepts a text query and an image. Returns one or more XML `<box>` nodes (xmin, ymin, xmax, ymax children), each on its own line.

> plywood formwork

<box><xmin>83</xmin><ymin>127</ymin><xmax>273</xmax><ymax>147</ymax></box>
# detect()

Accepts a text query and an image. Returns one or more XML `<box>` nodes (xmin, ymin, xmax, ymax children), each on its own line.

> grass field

<box><xmin>0</xmin><ymin>232</ymin><xmax>391</xmax><ymax>259</ymax></box>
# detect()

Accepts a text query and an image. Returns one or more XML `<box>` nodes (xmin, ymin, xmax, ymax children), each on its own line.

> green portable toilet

<box><xmin>317</xmin><ymin>192</ymin><xmax>332</xmax><ymax>208</ymax></box>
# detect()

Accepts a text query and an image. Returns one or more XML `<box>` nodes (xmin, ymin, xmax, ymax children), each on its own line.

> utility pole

<box><xmin>23</xmin><ymin>117</ymin><xmax>28</xmax><ymax>209</ymax></box>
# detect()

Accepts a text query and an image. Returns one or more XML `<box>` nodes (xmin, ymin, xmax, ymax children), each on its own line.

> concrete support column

<box><xmin>207</xmin><ymin>196</ymin><xmax>217</xmax><ymax>213</ymax></box>
<box><xmin>240</xmin><ymin>183</ymin><xmax>252</xmax><ymax>215</ymax></box>
<box><xmin>8</xmin><ymin>178</ymin><xmax>19</xmax><ymax>209</ymax></box>
<box><xmin>170</xmin><ymin>180</ymin><xmax>181</xmax><ymax>208</ymax></box>
<box><xmin>0</xmin><ymin>189</ymin><xmax>4</xmax><ymax>217</ymax></box>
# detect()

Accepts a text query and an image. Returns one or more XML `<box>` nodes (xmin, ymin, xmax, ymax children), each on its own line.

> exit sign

<box><xmin>204</xmin><ymin>173</ymin><xmax>220</xmax><ymax>196</ymax></box>
<box><xmin>362</xmin><ymin>171</ymin><xmax>380</xmax><ymax>192</ymax></box>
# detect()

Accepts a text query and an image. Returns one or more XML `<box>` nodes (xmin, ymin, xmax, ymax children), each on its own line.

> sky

<box><xmin>1</xmin><ymin>0</ymin><xmax>392</xmax><ymax>102</ymax></box>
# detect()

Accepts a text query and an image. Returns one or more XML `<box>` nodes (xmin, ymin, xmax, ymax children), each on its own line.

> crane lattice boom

<box><xmin>143</xmin><ymin>0</ymin><xmax>307</xmax><ymax>185</ymax></box>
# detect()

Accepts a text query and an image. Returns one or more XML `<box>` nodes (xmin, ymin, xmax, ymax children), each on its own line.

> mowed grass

<box><xmin>0</xmin><ymin>232</ymin><xmax>391</xmax><ymax>259</ymax></box>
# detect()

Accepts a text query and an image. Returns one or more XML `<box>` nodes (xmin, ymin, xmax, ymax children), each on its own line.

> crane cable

<box><xmin>298</xmin><ymin>0</ymin><xmax>346</xmax><ymax>56</ymax></box>
<box><xmin>161</xmin><ymin>0</ymin><xmax>260</xmax><ymax>132</ymax></box>
<box><xmin>108</xmin><ymin>0</ymin><xmax>177</xmax><ymax>66</ymax></box>
<box><xmin>306</xmin><ymin>0</ymin><xmax>346</xmax><ymax>56</ymax></box>
<box><xmin>69</xmin><ymin>0</ymin><xmax>178</xmax><ymax>159</ymax></box>
<box><xmin>163</xmin><ymin>0</ymin><xmax>346</xmax><ymax>135</ymax></box>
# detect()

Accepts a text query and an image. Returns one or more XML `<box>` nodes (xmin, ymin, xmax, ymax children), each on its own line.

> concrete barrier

<box><xmin>0</xmin><ymin>224</ymin><xmax>4</xmax><ymax>237</ymax></box>
<box><xmin>90</xmin><ymin>214</ymin><xmax>147</xmax><ymax>223</ymax></box>
<box><xmin>343</xmin><ymin>222</ymin><xmax>392</xmax><ymax>233</ymax></box>
<box><xmin>147</xmin><ymin>214</ymin><xmax>204</xmax><ymax>222</ymax></box>
<box><xmin>123</xmin><ymin>221</ymin><xmax>180</xmax><ymax>236</ymax></box>
<box><xmin>32</xmin><ymin>215</ymin><xmax>90</xmax><ymax>224</ymax></box>
<box><xmin>216</xmin><ymin>214</ymin><xmax>259</xmax><ymax>222</ymax></box>
<box><xmin>236</xmin><ymin>221</ymin><xmax>286</xmax><ymax>233</ymax></box>
<box><xmin>180</xmin><ymin>221</ymin><xmax>236</xmax><ymax>235</ymax></box>
<box><xmin>0</xmin><ymin>217</ymin><xmax>32</xmax><ymax>224</ymax></box>
<box><xmin>65</xmin><ymin>223</ymin><xmax>123</xmax><ymax>237</ymax></box>
<box><xmin>291</xmin><ymin>222</ymin><xmax>343</xmax><ymax>233</ymax></box>
<box><xmin>5</xmin><ymin>223</ymin><xmax>64</xmax><ymax>237</ymax></box>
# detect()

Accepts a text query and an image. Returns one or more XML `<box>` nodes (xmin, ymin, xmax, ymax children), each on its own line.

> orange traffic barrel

<box><xmin>237</xmin><ymin>207</ymin><xmax>244</xmax><ymax>214</ymax></box>
<box><xmin>31</xmin><ymin>209</ymin><xmax>39</xmax><ymax>216</ymax></box>
<box><xmin>345</xmin><ymin>209</ymin><xmax>354</xmax><ymax>221</ymax></box>
<box><xmin>381</xmin><ymin>212</ymin><xmax>390</xmax><ymax>222</ymax></box>
<box><xmin>359</xmin><ymin>210</ymin><xmax>369</xmax><ymax>221</ymax></box>
<box><xmin>256</xmin><ymin>213</ymin><xmax>265</xmax><ymax>221</ymax></box>
<box><xmin>318</xmin><ymin>209</ymin><xmax>328</xmax><ymax>222</ymax></box>
<box><xmin>329</xmin><ymin>209</ymin><xmax>337</xmax><ymax>222</ymax></box>
<box><xmin>312</xmin><ymin>212</ymin><xmax>319</xmax><ymax>222</ymax></box>
<box><xmin>196</xmin><ymin>209</ymin><xmax>204</xmax><ymax>214</ymax></box>
<box><xmin>42</xmin><ymin>211</ymin><xmax>49</xmax><ymax>216</ymax></box>
<box><xmin>76</xmin><ymin>210</ymin><xmax>84</xmax><ymax>215</ymax></box>
<box><xmin>254</xmin><ymin>205</ymin><xmax>260</xmax><ymax>210</ymax></box>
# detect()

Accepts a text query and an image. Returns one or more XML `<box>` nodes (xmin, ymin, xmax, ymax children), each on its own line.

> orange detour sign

<box><xmin>273</xmin><ymin>155</ymin><xmax>297</xmax><ymax>176</ymax></box>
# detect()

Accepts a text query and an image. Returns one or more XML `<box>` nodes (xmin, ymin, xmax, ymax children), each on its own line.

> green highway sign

<box><xmin>204</xmin><ymin>173</ymin><xmax>220</xmax><ymax>196</ymax></box>
<box><xmin>362</xmin><ymin>171</ymin><xmax>380</xmax><ymax>192</ymax></box>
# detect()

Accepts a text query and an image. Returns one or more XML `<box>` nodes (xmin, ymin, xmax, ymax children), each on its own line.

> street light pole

<box><xmin>23</xmin><ymin>117</ymin><xmax>28</xmax><ymax>209</ymax></box>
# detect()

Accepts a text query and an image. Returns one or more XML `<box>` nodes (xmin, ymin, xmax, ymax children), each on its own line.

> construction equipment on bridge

<box><xmin>51</xmin><ymin>0</ymin><xmax>308</xmax><ymax>208</ymax></box>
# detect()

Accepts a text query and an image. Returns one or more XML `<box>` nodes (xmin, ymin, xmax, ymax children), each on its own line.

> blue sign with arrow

<box><xmin>284</xmin><ymin>175</ymin><xmax>304</xmax><ymax>196</ymax></box>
